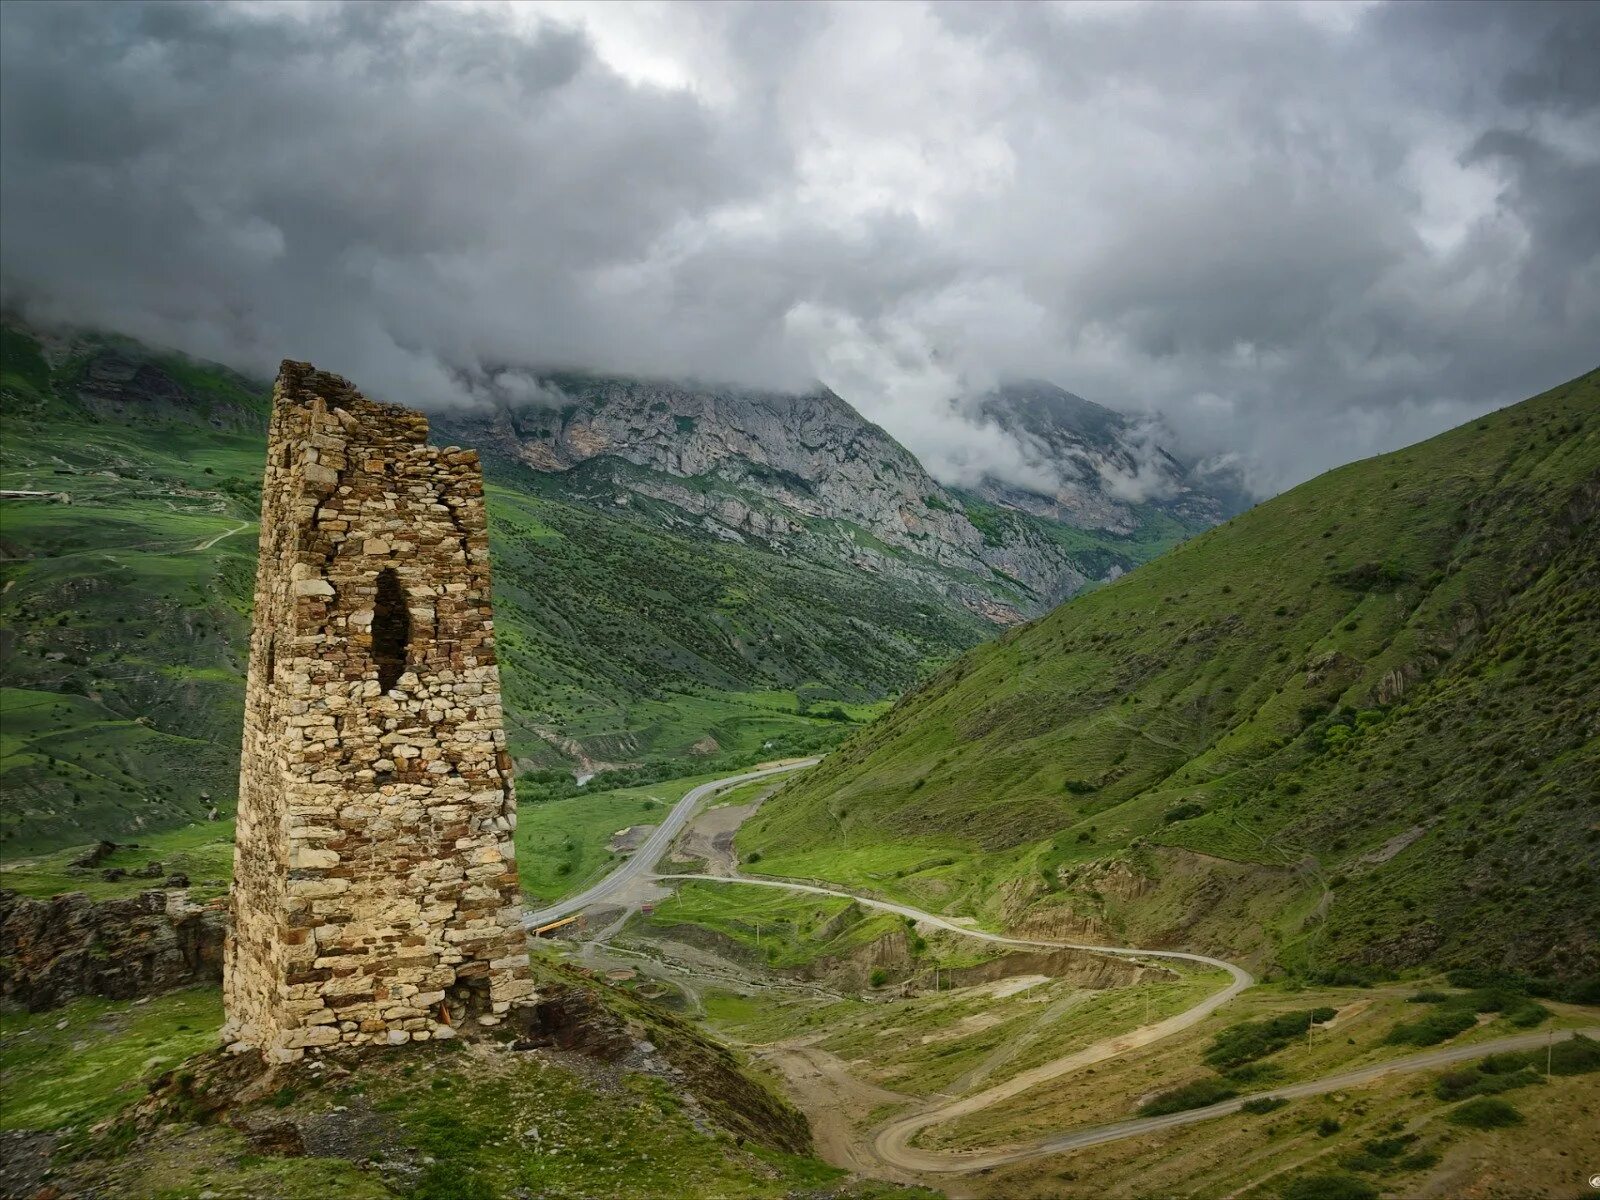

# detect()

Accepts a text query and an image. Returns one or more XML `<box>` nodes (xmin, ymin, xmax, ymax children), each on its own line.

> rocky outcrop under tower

<box><xmin>223</xmin><ymin>361</ymin><xmax>532</xmax><ymax>1062</ymax></box>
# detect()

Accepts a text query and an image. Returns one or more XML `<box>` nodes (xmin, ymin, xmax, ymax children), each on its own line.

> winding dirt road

<box><xmin>540</xmin><ymin>761</ymin><xmax>1594</xmax><ymax>1179</ymax></box>
<box><xmin>662</xmin><ymin>871</ymin><xmax>1595</xmax><ymax>1178</ymax></box>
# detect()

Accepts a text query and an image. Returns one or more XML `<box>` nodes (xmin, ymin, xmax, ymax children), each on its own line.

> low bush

<box><xmin>1383</xmin><ymin>1008</ymin><xmax>1476</xmax><ymax>1046</ymax></box>
<box><xmin>1162</xmin><ymin>802</ymin><xmax>1206</xmax><ymax>823</ymax></box>
<box><xmin>1433</xmin><ymin>1064</ymin><xmax>1540</xmax><ymax>1103</ymax></box>
<box><xmin>1280</xmin><ymin>1171</ymin><xmax>1377</xmax><ymax>1200</ymax></box>
<box><xmin>1207</xmin><ymin>1008</ymin><xmax>1338</xmax><ymax>1068</ymax></box>
<box><xmin>1447</xmin><ymin>1097</ymin><xmax>1523</xmax><ymax>1128</ymax></box>
<box><xmin>1240</xmin><ymin>1096</ymin><xmax>1288</xmax><ymax>1114</ymax></box>
<box><xmin>1225</xmin><ymin>1062</ymin><xmax>1285</xmax><ymax>1085</ymax></box>
<box><xmin>1137</xmin><ymin>1076</ymin><xmax>1238</xmax><ymax>1116</ymax></box>
<box><xmin>1506</xmin><ymin>1002</ymin><xmax>1549</xmax><ymax>1028</ymax></box>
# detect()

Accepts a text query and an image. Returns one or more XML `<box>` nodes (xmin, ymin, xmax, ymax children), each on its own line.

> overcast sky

<box><xmin>2</xmin><ymin>0</ymin><xmax>1596</xmax><ymax>495</ymax></box>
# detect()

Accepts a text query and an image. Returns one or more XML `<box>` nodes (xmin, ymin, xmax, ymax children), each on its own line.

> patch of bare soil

<box><xmin>759</xmin><ymin>1042</ymin><xmax>909</xmax><ymax>1175</ymax></box>
<box><xmin>673</xmin><ymin>798</ymin><xmax>769</xmax><ymax>875</ymax></box>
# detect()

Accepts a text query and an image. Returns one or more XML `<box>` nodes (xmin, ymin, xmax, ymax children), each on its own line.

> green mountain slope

<box><xmin>744</xmin><ymin>369</ymin><xmax>1600</xmax><ymax>982</ymax></box>
<box><xmin>0</xmin><ymin>322</ymin><xmax>983</xmax><ymax>853</ymax></box>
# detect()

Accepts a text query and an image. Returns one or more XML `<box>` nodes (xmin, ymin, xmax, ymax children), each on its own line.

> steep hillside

<box><xmin>743</xmin><ymin>369</ymin><xmax>1600</xmax><ymax>982</ymax></box>
<box><xmin>0</xmin><ymin>322</ymin><xmax>974</xmax><ymax>852</ymax></box>
<box><xmin>438</xmin><ymin>373</ymin><xmax>1232</xmax><ymax>621</ymax></box>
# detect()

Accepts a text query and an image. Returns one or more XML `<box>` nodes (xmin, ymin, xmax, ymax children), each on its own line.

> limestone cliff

<box><xmin>440</xmin><ymin>374</ymin><xmax>1232</xmax><ymax>621</ymax></box>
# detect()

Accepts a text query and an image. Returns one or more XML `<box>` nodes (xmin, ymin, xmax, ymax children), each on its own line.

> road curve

<box><xmin>887</xmin><ymin>1025</ymin><xmax>1600</xmax><ymax>1173</ymax></box>
<box><xmin>664</xmin><ymin>871</ymin><xmax>1252</xmax><ymax>1175</ymax></box>
<box><xmin>663</xmin><ymin>873</ymin><xmax>1596</xmax><ymax>1176</ymax></box>
<box><xmin>521</xmin><ymin>758</ymin><xmax>818</xmax><ymax>929</ymax></box>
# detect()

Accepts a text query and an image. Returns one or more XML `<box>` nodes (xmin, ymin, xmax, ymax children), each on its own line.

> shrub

<box><xmin>1280</xmin><ymin>1172</ymin><xmax>1376</xmax><ymax>1200</ymax></box>
<box><xmin>1506</xmin><ymin>1002</ymin><xmax>1549</xmax><ymax>1028</ymax></box>
<box><xmin>1138</xmin><ymin>1076</ymin><xmax>1237</xmax><ymax>1116</ymax></box>
<box><xmin>1406</xmin><ymin>990</ymin><xmax>1448</xmax><ymax>1004</ymax></box>
<box><xmin>1206</xmin><ymin>1008</ymin><xmax>1338</xmax><ymax>1068</ymax></box>
<box><xmin>1063</xmin><ymin>778</ymin><xmax>1098</xmax><ymax>795</ymax></box>
<box><xmin>1225</xmin><ymin>1062</ymin><xmax>1285</xmax><ymax>1085</ymax></box>
<box><xmin>869</xmin><ymin>969</ymin><xmax>888</xmax><ymax>987</ymax></box>
<box><xmin>1162</xmin><ymin>802</ymin><xmax>1206</xmax><ymax>824</ymax></box>
<box><xmin>1448</xmin><ymin>1097</ymin><xmax>1523</xmax><ymax>1128</ymax></box>
<box><xmin>1241</xmin><ymin>1096</ymin><xmax>1288</xmax><ymax>1114</ymax></box>
<box><xmin>1434</xmin><ymin>1065</ymin><xmax>1539</xmax><ymax>1103</ymax></box>
<box><xmin>1316</xmin><ymin>1117</ymin><xmax>1342</xmax><ymax>1137</ymax></box>
<box><xmin>1384</xmin><ymin>1008</ymin><xmax>1476</xmax><ymax>1046</ymax></box>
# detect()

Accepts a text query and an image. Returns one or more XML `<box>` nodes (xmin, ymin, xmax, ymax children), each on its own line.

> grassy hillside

<box><xmin>0</xmin><ymin>322</ymin><xmax>978</xmax><ymax>854</ymax></box>
<box><xmin>744</xmin><ymin>369</ymin><xmax>1600</xmax><ymax>982</ymax></box>
<box><xmin>0</xmin><ymin>966</ymin><xmax>934</xmax><ymax>1200</ymax></box>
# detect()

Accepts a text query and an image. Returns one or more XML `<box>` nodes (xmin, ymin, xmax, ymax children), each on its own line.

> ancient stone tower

<box><xmin>223</xmin><ymin>361</ymin><xmax>532</xmax><ymax>1061</ymax></box>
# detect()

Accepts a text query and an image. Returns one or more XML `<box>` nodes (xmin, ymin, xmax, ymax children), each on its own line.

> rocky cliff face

<box><xmin>441</xmin><ymin>374</ymin><xmax>1231</xmax><ymax>621</ymax></box>
<box><xmin>0</xmin><ymin>888</ymin><xmax>227</xmax><ymax>1010</ymax></box>
<box><xmin>27</xmin><ymin>327</ymin><xmax>270</xmax><ymax>432</ymax></box>
<box><xmin>969</xmin><ymin>380</ymin><xmax>1238</xmax><ymax>533</ymax></box>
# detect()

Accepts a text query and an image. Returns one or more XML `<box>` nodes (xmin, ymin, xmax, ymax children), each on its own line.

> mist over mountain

<box><xmin>3</xmin><ymin>1</ymin><xmax>1596</xmax><ymax>503</ymax></box>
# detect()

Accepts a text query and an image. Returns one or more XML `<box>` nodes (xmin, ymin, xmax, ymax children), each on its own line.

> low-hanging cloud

<box><xmin>1</xmin><ymin>0</ymin><xmax>1595</xmax><ymax>498</ymax></box>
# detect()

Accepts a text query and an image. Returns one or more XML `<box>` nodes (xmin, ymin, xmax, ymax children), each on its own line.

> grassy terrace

<box><xmin>644</xmin><ymin>880</ymin><xmax>907</xmax><ymax>971</ymax></box>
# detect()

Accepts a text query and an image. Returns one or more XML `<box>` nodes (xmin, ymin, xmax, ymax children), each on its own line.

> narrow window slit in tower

<box><xmin>373</xmin><ymin>568</ymin><xmax>411</xmax><ymax>693</ymax></box>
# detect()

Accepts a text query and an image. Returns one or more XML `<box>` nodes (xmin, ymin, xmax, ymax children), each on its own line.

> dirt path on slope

<box><xmin>760</xmin><ymin>1043</ymin><xmax>911</xmax><ymax>1175</ymax></box>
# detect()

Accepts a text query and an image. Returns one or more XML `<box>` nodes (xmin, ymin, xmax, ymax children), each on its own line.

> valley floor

<box><xmin>535</xmin><ymin>765</ymin><xmax>1600</xmax><ymax>1199</ymax></box>
<box><xmin>5</xmin><ymin>761</ymin><xmax>1597</xmax><ymax>1199</ymax></box>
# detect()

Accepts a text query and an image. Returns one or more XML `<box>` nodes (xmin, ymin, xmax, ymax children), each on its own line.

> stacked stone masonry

<box><xmin>223</xmin><ymin>361</ymin><xmax>533</xmax><ymax>1062</ymax></box>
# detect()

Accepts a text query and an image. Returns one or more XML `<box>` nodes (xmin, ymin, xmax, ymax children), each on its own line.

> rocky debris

<box><xmin>165</xmin><ymin>873</ymin><xmax>191</xmax><ymax>889</ymax></box>
<box><xmin>0</xmin><ymin>888</ymin><xmax>226</xmax><ymax>1011</ymax></box>
<box><xmin>69</xmin><ymin>840</ymin><xmax>121</xmax><ymax>869</ymax></box>
<box><xmin>0</xmin><ymin>1130</ymin><xmax>58</xmax><ymax>1200</ymax></box>
<box><xmin>689</xmin><ymin>734</ymin><xmax>721</xmax><ymax>756</ymax></box>
<box><xmin>510</xmin><ymin>986</ymin><xmax>635</xmax><ymax>1060</ymax></box>
<box><xmin>606</xmin><ymin>825</ymin><xmax>655</xmax><ymax>854</ymax></box>
<box><xmin>131</xmin><ymin>861</ymin><xmax>165</xmax><ymax>879</ymax></box>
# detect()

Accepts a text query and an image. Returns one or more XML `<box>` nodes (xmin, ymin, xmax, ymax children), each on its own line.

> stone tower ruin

<box><xmin>223</xmin><ymin>361</ymin><xmax>533</xmax><ymax>1061</ymax></box>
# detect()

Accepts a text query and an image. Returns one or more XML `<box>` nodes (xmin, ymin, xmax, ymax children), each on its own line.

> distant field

<box><xmin>0</xmin><ymin>772</ymin><xmax>739</xmax><ymax>908</ymax></box>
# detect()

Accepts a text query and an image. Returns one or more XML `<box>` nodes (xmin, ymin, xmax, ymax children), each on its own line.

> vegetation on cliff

<box><xmin>745</xmin><ymin>369</ymin><xmax>1600</xmax><ymax>981</ymax></box>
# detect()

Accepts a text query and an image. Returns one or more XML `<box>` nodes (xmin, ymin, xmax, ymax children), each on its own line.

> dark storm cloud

<box><xmin>2</xmin><ymin>0</ymin><xmax>1595</xmax><ymax>495</ymax></box>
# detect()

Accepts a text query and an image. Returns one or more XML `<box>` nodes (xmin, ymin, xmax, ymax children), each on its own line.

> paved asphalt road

<box><xmin>521</xmin><ymin>757</ymin><xmax>818</xmax><ymax>929</ymax></box>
